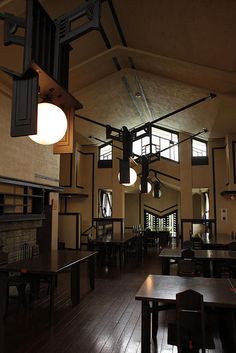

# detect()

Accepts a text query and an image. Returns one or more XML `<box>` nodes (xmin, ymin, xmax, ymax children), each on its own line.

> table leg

<box><xmin>218</xmin><ymin>308</ymin><xmax>236</xmax><ymax>352</ymax></box>
<box><xmin>152</xmin><ymin>301</ymin><xmax>159</xmax><ymax>343</ymax></box>
<box><xmin>119</xmin><ymin>246</ymin><xmax>122</xmax><ymax>271</ymax></box>
<box><xmin>89</xmin><ymin>257</ymin><xmax>95</xmax><ymax>290</ymax></box>
<box><xmin>49</xmin><ymin>275</ymin><xmax>56</xmax><ymax>325</ymax></box>
<box><xmin>136</xmin><ymin>236</ymin><xmax>143</xmax><ymax>265</ymax></box>
<box><xmin>0</xmin><ymin>273</ymin><xmax>7</xmax><ymax>321</ymax></box>
<box><xmin>162</xmin><ymin>258</ymin><xmax>170</xmax><ymax>275</ymax></box>
<box><xmin>141</xmin><ymin>301</ymin><xmax>151</xmax><ymax>353</ymax></box>
<box><xmin>71</xmin><ymin>263</ymin><xmax>80</xmax><ymax>306</ymax></box>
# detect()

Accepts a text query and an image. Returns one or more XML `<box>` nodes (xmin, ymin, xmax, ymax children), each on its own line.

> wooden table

<box><xmin>89</xmin><ymin>233</ymin><xmax>141</xmax><ymax>270</ymax></box>
<box><xmin>159</xmin><ymin>248</ymin><xmax>236</xmax><ymax>276</ymax></box>
<box><xmin>0</xmin><ymin>250</ymin><xmax>97</xmax><ymax>324</ymax></box>
<box><xmin>135</xmin><ymin>275</ymin><xmax>236</xmax><ymax>353</ymax></box>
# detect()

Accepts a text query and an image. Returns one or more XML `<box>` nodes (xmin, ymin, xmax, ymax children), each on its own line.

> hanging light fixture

<box><xmin>29</xmin><ymin>102</ymin><xmax>67</xmax><ymax>145</ymax></box>
<box><xmin>118</xmin><ymin>167</ymin><xmax>137</xmax><ymax>186</ymax></box>
<box><xmin>139</xmin><ymin>181</ymin><xmax>152</xmax><ymax>193</ymax></box>
<box><xmin>153</xmin><ymin>180</ymin><xmax>162</xmax><ymax>198</ymax></box>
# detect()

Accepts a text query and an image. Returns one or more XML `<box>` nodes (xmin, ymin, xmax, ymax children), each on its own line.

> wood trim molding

<box><xmin>60</xmin><ymin>153</ymin><xmax>73</xmax><ymax>187</ymax></box>
<box><xmin>144</xmin><ymin>203</ymin><xmax>178</xmax><ymax>214</ymax></box>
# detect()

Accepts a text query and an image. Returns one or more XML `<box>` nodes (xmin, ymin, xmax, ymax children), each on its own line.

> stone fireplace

<box><xmin>0</xmin><ymin>220</ymin><xmax>42</xmax><ymax>263</ymax></box>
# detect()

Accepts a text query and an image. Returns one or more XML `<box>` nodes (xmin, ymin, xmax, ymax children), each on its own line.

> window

<box><xmin>98</xmin><ymin>143</ymin><xmax>112</xmax><ymax>168</ymax></box>
<box><xmin>132</xmin><ymin>126</ymin><xmax>179</xmax><ymax>162</ymax></box>
<box><xmin>192</xmin><ymin>139</ymin><xmax>208</xmax><ymax>165</ymax></box>
<box><xmin>133</xmin><ymin>135</ymin><xmax>150</xmax><ymax>156</ymax></box>
<box><xmin>152</xmin><ymin>127</ymin><xmax>179</xmax><ymax>162</ymax></box>
<box><xmin>98</xmin><ymin>189</ymin><xmax>112</xmax><ymax>218</ymax></box>
<box><xmin>144</xmin><ymin>209</ymin><xmax>177</xmax><ymax>238</ymax></box>
<box><xmin>192</xmin><ymin>139</ymin><xmax>207</xmax><ymax>157</ymax></box>
<box><xmin>99</xmin><ymin>143</ymin><xmax>112</xmax><ymax>160</ymax></box>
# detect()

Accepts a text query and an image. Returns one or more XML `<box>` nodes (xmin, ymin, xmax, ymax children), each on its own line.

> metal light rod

<box><xmin>75</xmin><ymin>113</ymin><xmax>108</xmax><ymax>129</ymax></box>
<box><xmin>89</xmin><ymin>135</ymin><xmax>123</xmax><ymax>151</ymax></box>
<box><xmin>140</xmin><ymin>93</ymin><xmax>216</xmax><ymax>128</ymax></box>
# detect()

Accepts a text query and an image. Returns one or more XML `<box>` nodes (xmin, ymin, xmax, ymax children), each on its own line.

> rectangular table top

<box><xmin>159</xmin><ymin>248</ymin><xmax>236</xmax><ymax>260</ymax></box>
<box><xmin>135</xmin><ymin>275</ymin><xmax>236</xmax><ymax>308</ymax></box>
<box><xmin>90</xmin><ymin>232</ymin><xmax>138</xmax><ymax>245</ymax></box>
<box><xmin>0</xmin><ymin>250</ymin><xmax>97</xmax><ymax>275</ymax></box>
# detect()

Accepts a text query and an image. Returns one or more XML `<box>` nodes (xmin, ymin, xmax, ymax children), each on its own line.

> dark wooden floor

<box><xmin>0</xmin><ymin>248</ymin><xmax>225</xmax><ymax>353</ymax></box>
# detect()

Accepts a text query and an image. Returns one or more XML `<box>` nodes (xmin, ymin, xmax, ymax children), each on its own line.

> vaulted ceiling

<box><xmin>1</xmin><ymin>0</ymin><xmax>236</xmax><ymax>145</ymax></box>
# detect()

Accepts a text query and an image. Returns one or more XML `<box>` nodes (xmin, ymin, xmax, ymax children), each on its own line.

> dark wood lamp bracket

<box><xmin>0</xmin><ymin>0</ymin><xmax>102</xmax><ymax>153</ymax></box>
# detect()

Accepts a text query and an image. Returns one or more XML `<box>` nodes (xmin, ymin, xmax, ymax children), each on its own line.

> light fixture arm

<box><xmin>76</xmin><ymin>93</ymin><xmax>215</xmax><ymax>146</ymax></box>
<box><xmin>0</xmin><ymin>12</ymin><xmax>25</xmax><ymax>46</ymax></box>
<box><xmin>131</xmin><ymin>93</ymin><xmax>216</xmax><ymax>136</ymax></box>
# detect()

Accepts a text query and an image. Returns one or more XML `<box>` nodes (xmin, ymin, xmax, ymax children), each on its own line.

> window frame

<box><xmin>98</xmin><ymin>142</ymin><xmax>113</xmax><ymax>168</ymax></box>
<box><xmin>191</xmin><ymin>138</ymin><xmax>208</xmax><ymax>165</ymax></box>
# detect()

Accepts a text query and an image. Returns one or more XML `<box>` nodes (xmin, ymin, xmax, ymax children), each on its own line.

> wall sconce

<box><xmin>29</xmin><ymin>102</ymin><xmax>68</xmax><ymax>145</ymax></box>
<box><xmin>0</xmin><ymin>0</ymin><xmax>102</xmax><ymax>153</ymax></box>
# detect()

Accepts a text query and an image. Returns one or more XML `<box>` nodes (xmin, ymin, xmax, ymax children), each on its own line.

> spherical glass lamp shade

<box><xmin>118</xmin><ymin>167</ymin><xmax>137</xmax><ymax>186</ymax></box>
<box><xmin>29</xmin><ymin>102</ymin><xmax>67</xmax><ymax>145</ymax></box>
<box><xmin>139</xmin><ymin>181</ymin><xmax>152</xmax><ymax>193</ymax></box>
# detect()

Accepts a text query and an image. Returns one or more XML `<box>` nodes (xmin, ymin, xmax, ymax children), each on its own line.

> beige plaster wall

<box><xmin>125</xmin><ymin>193</ymin><xmax>140</xmax><ymax>228</ymax></box>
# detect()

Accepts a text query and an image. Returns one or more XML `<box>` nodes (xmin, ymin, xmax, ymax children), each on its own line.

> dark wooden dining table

<box><xmin>89</xmin><ymin>233</ymin><xmax>141</xmax><ymax>270</ymax></box>
<box><xmin>135</xmin><ymin>275</ymin><xmax>236</xmax><ymax>353</ymax></box>
<box><xmin>0</xmin><ymin>250</ymin><xmax>97</xmax><ymax>324</ymax></box>
<box><xmin>159</xmin><ymin>248</ymin><xmax>236</xmax><ymax>276</ymax></box>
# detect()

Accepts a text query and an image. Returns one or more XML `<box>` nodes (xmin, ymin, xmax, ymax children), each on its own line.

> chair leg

<box><xmin>16</xmin><ymin>283</ymin><xmax>27</xmax><ymax>311</ymax></box>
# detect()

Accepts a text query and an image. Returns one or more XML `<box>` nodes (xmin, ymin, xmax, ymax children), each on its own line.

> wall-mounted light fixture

<box><xmin>29</xmin><ymin>102</ymin><xmax>68</xmax><ymax>145</ymax></box>
<box><xmin>0</xmin><ymin>0</ymin><xmax>101</xmax><ymax>153</ymax></box>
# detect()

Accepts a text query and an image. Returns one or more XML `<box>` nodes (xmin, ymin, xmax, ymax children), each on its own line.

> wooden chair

<box><xmin>7</xmin><ymin>243</ymin><xmax>32</xmax><ymax>310</ymax></box>
<box><xmin>158</xmin><ymin>231</ymin><xmax>169</xmax><ymax>249</ymax></box>
<box><xmin>181</xmin><ymin>249</ymin><xmax>195</xmax><ymax>259</ymax></box>
<box><xmin>219</xmin><ymin>241</ymin><xmax>236</xmax><ymax>278</ymax></box>
<box><xmin>143</xmin><ymin>229</ymin><xmax>157</xmax><ymax>253</ymax></box>
<box><xmin>168</xmin><ymin>289</ymin><xmax>215</xmax><ymax>352</ymax></box>
<box><xmin>192</xmin><ymin>237</ymin><xmax>203</xmax><ymax>250</ymax></box>
<box><xmin>183</xmin><ymin>240</ymin><xmax>193</xmax><ymax>249</ymax></box>
<box><xmin>177</xmin><ymin>259</ymin><xmax>196</xmax><ymax>277</ymax></box>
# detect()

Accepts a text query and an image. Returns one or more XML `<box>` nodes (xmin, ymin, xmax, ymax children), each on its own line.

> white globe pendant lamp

<box><xmin>29</xmin><ymin>102</ymin><xmax>67</xmax><ymax>145</ymax></box>
<box><xmin>118</xmin><ymin>167</ymin><xmax>137</xmax><ymax>186</ymax></box>
<box><xmin>139</xmin><ymin>181</ymin><xmax>152</xmax><ymax>193</ymax></box>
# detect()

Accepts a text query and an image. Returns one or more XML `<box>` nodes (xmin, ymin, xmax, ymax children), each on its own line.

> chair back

<box><xmin>176</xmin><ymin>289</ymin><xmax>205</xmax><ymax>351</ymax></box>
<box><xmin>19</xmin><ymin>243</ymin><xmax>32</xmax><ymax>260</ymax></box>
<box><xmin>181</xmin><ymin>249</ymin><xmax>195</xmax><ymax>259</ymax></box>
<box><xmin>192</xmin><ymin>237</ymin><xmax>203</xmax><ymax>250</ymax></box>
<box><xmin>177</xmin><ymin>259</ymin><xmax>196</xmax><ymax>277</ymax></box>
<box><xmin>228</xmin><ymin>241</ymin><xmax>236</xmax><ymax>251</ymax></box>
<box><xmin>182</xmin><ymin>240</ymin><xmax>193</xmax><ymax>249</ymax></box>
<box><xmin>158</xmin><ymin>231</ymin><xmax>169</xmax><ymax>248</ymax></box>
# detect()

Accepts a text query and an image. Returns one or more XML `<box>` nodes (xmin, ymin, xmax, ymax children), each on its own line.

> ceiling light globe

<box><xmin>118</xmin><ymin>168</ymin><xmax>137</xmax><ymax>186</ymax></box>
<box><xmin>29</xmin><ymin>102</ymin><xmax>67</xmax><ymax>145</ymax></box>
<box><xmin>139</xmin><ymin>181</ymin><xmax>152</xmax><ymax>193</ymax></box>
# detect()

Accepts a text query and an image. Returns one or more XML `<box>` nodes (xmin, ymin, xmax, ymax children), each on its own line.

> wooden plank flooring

<box><xmin>0</xmin><ymin>249</ymin><xmax>225</xmax><ymax>353</ymax></box>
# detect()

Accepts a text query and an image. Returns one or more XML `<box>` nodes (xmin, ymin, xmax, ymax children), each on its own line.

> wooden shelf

<box><xmin>0</xmin><ymin>192</ymin><xmax>43</xmax><ymax>198</ymax></box>
<box><xmin>60</xmin><ymin>193</ymin><xmax>88</xmax><ymax>198</ymax></box>
<box><xmin>0</xmin><ymin>204</ymin><xmax>28</xmax><ymax>207</ymax></box>
<box><xmin>0</xmin><ymin>214</ymin><xmax>46</xmax><ymax>222</ymax></box>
